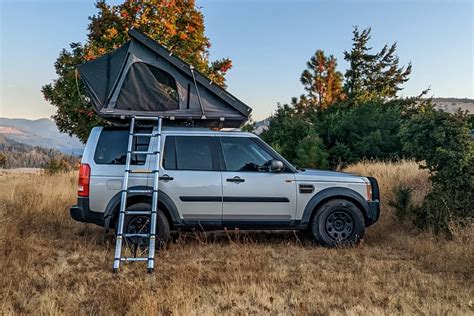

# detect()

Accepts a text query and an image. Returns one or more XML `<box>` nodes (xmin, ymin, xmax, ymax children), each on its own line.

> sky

<box><xmin>0</xmin><ymin>0</ymin><xmax>473</xmax><ymax>121</ymax></box>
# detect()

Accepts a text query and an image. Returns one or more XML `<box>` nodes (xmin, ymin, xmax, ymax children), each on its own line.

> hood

<box><xmin>295</xmin><ymin>169</ymin><xmax>366</xmax><ymax>183</ymax></box>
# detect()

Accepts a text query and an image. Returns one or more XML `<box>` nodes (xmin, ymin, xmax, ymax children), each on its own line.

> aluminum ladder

<box><xmin>113</xmin><ymin>116</ymin><xmax>163</xmax><ymax>273</ymax></box>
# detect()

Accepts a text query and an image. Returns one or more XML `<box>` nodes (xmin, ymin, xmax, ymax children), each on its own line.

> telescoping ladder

<box><xmin>113</xmin><ymin>116</ymin><xmax>163</xmax><ymax>273</ymax></box>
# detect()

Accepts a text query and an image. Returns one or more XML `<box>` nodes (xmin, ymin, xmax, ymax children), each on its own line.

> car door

<box><xmin>220</xmin><ymin>136</ymin><xmax>297</xmax><ymax>227</ymax></box>
<box><xmin>158</xmin><ymin>134</ymin><xmax>223</xmax><ymax>226</ymax></box>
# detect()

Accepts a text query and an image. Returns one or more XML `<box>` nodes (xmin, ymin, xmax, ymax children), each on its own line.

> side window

<box><xmin>162</xmin><ymin>136</ymin><xmax>176</xmax><ymax>170</ymax></box>
<box><xmin>94</xmin><ymin>129</ymin><xmax>150</xmax><ymax>165</ymax></box>
<box><xmin>220</xmin><ymin>137</ymin><xmax>273</xmax><ymax>172</ymax></box>
<box><xmin>163</xmin><ymin>136</ymin><xmax>216</xmax><ymax>171</ymax></box>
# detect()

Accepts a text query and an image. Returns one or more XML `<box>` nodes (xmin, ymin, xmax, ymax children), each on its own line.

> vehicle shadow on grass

<box><xmin>170</xmin><ymin>229</ymin><xmax>313</xmax><ymax>247</ymax></box>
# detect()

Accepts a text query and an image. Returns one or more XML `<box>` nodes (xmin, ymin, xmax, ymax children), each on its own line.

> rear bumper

<box><xmin>70</xmin><ymin>197</ymin><xmax>105</xmax><ymax>227</ymax></box>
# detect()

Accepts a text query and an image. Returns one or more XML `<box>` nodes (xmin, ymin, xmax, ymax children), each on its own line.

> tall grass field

<box><xmin>0</xmin><ymin>161</ymin><xmax>472</xmax><ymax>314</ymax></box>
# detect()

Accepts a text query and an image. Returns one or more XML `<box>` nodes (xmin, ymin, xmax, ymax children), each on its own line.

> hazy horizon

<box><xmin>1</xmin><ymin>0</ymin><xmax>473</xmax><ymax>121</ymax></box>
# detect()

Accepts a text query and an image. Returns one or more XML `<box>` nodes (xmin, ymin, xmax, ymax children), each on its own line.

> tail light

<box><xmin>78</xmin><ymin>163</ymin><xmax>91</xmax><ymax>197</ymax></box>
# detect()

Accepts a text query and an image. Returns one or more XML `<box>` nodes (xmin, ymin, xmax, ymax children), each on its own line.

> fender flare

<box><xmin>103</xmin><ymin>186</ymin><xmax>182</xmax><ymax>229</ymax></box>
<box><xmin>300</xmin><ymin>187</ymin><xmax>370</xmax><ymax>228</ymax></box>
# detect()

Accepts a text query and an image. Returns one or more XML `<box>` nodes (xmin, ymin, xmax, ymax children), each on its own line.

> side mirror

<box><xmin>270</xmin><ymin>160</ymin><xmax>284</xmax><ymax>173</ymax></box>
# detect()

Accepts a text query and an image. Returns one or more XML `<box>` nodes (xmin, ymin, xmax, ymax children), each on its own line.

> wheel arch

<box><xmin>103</xmin><ymin>186</ymin><xmax>182</xmax><ymax>229</ymax></box>
<box><xmin>300</xmin><ymin>187</ymin><xmax>370</xmax><ymax>228</ymax></box>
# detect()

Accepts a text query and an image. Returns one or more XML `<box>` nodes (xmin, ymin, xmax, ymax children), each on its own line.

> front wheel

<box><xmin>311</xmin><ymin>199</ymin><xmax>365</xmax><ymax>247</ymax></box>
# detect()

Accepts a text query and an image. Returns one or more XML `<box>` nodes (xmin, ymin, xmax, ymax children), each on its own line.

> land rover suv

<box><xmin>70</xmin><ymin>126</ymin><xmax>380</xmax><ymax>247</ymax></box>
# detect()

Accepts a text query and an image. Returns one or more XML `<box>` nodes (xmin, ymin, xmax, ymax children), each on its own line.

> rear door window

<box><xmin>94</xmin><ymin>128</ymin><xmax>150</xmax><ymax>165</ymax></box>
<box><xmin>163</xmin><ymin>136</ymin><xmax>218</xmax><ymax>171</ymax></box>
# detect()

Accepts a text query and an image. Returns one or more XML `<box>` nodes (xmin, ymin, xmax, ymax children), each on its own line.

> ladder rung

<box><xmin>134</xmin><ymin>116</ymin><xmax>161</xmax><ymax>121</ymax></box>
<box><xmin>120</xmin><ymin>257</ymin><xmax>148</xmax><ymax>262</ymax></box>
<box><xmin>132</xmin><ymin>133</ymin><xmax>160</xmax><ymax>137</ymax></box>
<box><xmin>125</xmin><ymin>210</ymin><xmax>152</xmax><ymax>215</ymax></box>
<box><xmin>124</xmin><ymin>233</ymin><xmax>150</xmax><ymax>238</ymax></box>
<box><xmin>129</xmin><ymin>150</ymin><xmax>160</xmax><ymax>155</ymax></box>
<box><xmin>127</xmin><ymin>169</ymin><xmax>159</xmax><ymax>174</ymax></box>
<box><xmin>127</xmin><ymin>189</ymin><xmax>154</xmax><ymax>194</ymax></box>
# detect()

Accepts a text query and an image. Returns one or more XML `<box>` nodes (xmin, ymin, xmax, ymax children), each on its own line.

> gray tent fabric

<box><xmin>77</xmin><ymin>29</ymin><xmax>252</xmax><ymax>127</ymax></box>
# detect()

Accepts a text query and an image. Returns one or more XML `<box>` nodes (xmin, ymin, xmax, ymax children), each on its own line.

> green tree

<box><xmin>401</xmin><ymin>105</ymin><xmax>474</xmax><ymax>234</ymax></box>
<box><xmin>260</xmin><ymin>103</ymin><xmax>312</xmax><ymax>163</ymax></box>
<box><xmin>295</xmin><ymin>132</ymin><xmax>329</xmax><ymax>169</ymax></box>
<box><xmin>315</xmin><ymin>100</ymin><xmax>405</xmax><ymax>167</ymax></box>
<box><xmin>343</xmin><ymin>26</ymin><xmax>412</xmax><ymax>101</ymax></box>
<box><xmin>42</xmin><ymin>0</ymin><xmax>233</xmax><ymax>142</ymax></box>
<box><xmin>300</xmin><ymin>50</ymin><xmax>344</xmax><ymax>109</ymax></box>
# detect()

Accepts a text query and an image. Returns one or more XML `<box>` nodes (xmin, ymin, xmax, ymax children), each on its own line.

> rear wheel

<box><xmin>117</xmin><ymin>203</ymin><xmax>170</xmax><ymax>249</ymax></box>
<box><xmin>311</xmin><ymin>199</ymin><xmax>365</xmax><ymax>247</ymax></box>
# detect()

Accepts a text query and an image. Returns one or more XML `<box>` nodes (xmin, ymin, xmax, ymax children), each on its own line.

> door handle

<box><xmin>226</xmin><ymin>176</ymin><xmax>245</xmax><ymax>183</ymax></box>
<box><xmin>159</xmin><ymin>175</ymin><xmax>174</xmax><ymax>181</ymax></box>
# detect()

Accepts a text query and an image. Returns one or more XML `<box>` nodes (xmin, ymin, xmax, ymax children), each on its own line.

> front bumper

<box><xmin>366</xmin><ymin>200</ymin><xmax>380</xmax><ymax>226</ymax></box>
<box><xmin>70</xmin><ymin>197</ymin><xmax>105</xmax><ymax>227</ymax></box>
<box><xmin>366</xmin><ymin>176</ymin><xmax>381</xmax><ymax>226</ymax></box>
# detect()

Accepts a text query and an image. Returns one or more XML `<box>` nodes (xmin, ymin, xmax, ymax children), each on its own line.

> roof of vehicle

<box><xmin>161</xmin><ymin>127</ymin><xmax>256</xmax><ymax>137</ymax></box>
<box><xmin>97</xmin><ymin>125</ymin><xmax>257</xmax><ymax>137</ymax></box>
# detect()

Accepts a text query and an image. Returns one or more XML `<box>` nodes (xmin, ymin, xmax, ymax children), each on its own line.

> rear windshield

<box><xmin>94</xmin><ymin>128</ymin><xmax>150</xmax><ymax>165</ymax></box>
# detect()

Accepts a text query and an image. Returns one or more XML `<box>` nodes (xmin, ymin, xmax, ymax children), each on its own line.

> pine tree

<box><xmin>42</xmin><ymin>0</ymin><xmax>232</xmax><ymax>142</ymax></box>
<box><xmin>300</xmin><ymin>50</ymin><xmax>344</xmax><ymax>109</ymax></box>
<box><xmin>343</xmin><ymin>26</ymin><xmax>412</xmax><ymax>101</ymax></box>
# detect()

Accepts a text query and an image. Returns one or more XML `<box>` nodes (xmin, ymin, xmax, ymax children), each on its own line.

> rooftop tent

<box><xmin>77</xmin><ymin>29</ymin><xmax>252</xmax><ymax>128</ymax></box>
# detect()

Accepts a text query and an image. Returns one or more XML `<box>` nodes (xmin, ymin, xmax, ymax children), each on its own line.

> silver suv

<box><xmin>70</xmin><ymin>126</ymin><xmax>380</xmax><ymax>246</ymax></box>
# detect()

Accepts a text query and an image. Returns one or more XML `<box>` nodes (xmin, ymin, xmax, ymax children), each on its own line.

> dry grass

<box><xmin>0</xmin><ymin>161</ymin><xmax>473</xmax><ymax>315</ymax></box>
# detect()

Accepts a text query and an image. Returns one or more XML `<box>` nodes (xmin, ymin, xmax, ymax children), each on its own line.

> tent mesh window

<box><xmin>116</xmin><ymin>62</ymin><xmax>179</xmax><ymax>111</ymax></box>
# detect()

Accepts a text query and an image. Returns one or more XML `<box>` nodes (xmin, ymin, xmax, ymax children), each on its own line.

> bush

<box><xmin>43</xmin><ymin>158</ymin><xmax>73</xmax><ymax>175</ymax></box>
<box><xmin>0</xmin><ymin>153</ymin><xmax>6</xmax><ymax>169</ymax></box>
<box><xmin>389</xmin><ymin>185</ymin><xmax>414</xmax><ymax>222</ymax></box>
<box><xmin>401</xmin><ymin>106</ymin><xmax>474</xmax><ymax>234</ymax></box>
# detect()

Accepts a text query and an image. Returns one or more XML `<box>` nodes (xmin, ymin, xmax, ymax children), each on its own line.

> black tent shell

<box><xmin>77</xmin><ymin>29</ymin><xmax>252</xmax><ymax>127</ymax></box>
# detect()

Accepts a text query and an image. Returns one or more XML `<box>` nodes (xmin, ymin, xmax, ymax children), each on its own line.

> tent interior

<box><xmin>77</xmin><ymin>29</ymin><xmax>252</xmax><ymax>128</ymax></box>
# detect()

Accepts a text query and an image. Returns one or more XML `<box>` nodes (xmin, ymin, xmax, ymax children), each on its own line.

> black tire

<box><xmin>118</xmin><ymin>203</ymin><xmax>171</xmax><ymax>249</ymax></box>
<box><xmin>311</xmin><ymin>199</ymin><xmax>365</xmax><ymax>247</ymax></box>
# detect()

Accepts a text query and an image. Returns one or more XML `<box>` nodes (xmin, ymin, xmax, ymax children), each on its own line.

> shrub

<box><xmin>401</xmin><ymin>106</ymin><xmax>473</xmax><ymax>234</ymax></box>
<box><xmin>43</xmin><ymin>157</ymin><xmax>73</xmax><ymax>175</ymax></box>
<box><xmin>389</xmin><ymin>185</ymin><xmax>414</xmax><ymax>222</ymax></box>
<box><xmin>0</xmin><ymin>153</ymin><xmax>6</xmax><ymax>168</ymax></box>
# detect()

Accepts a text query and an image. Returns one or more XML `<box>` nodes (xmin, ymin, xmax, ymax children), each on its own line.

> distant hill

<box><xmin>432</xmin><ymin>97</ymin><xmax>474</xmax><ymax>114</ymax></box>
<box><xmin>0</xmin><ymin>118</ymin><xmax>83</xmax><ymax>155</ymax></box>
<box><xmin>0</xmin><ymin>135</ymin><xmax>78</xmax><ymax>169</ymax></box>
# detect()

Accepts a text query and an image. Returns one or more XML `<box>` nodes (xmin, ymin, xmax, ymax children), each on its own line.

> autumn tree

<box><xmin>343</xmin><ymin>27</ymin><xmax>412</xmax><ymax>101</ymax></box>
<box><xmin>300</xmin><ymin>50</ymin><xmax>344</xmax><ymax>109</ymax></box>
<box><xmin>42</xmin><ymin>0</ymin><xmax>233</xmax><ymax>142</ymax></box>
